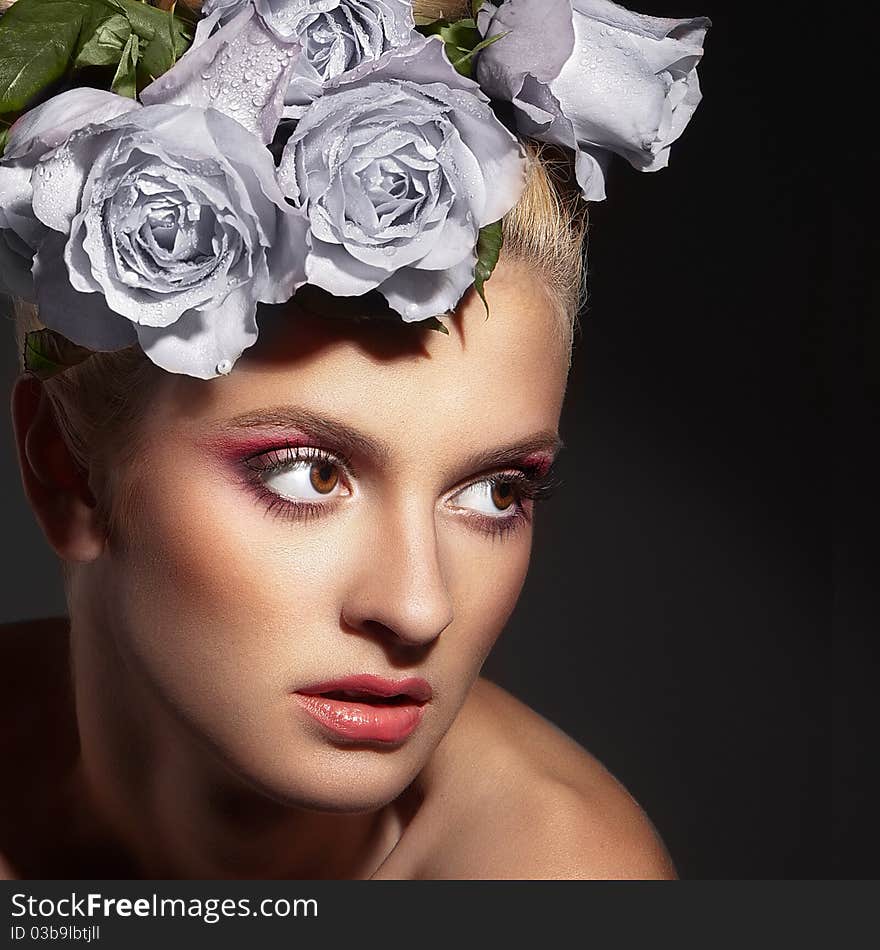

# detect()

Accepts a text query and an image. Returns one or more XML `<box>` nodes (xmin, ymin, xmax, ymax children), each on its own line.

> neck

<box><xmin>67</xmin><ymin>613</ymin><xmax>414</xmax><ymax>880</ymax></box>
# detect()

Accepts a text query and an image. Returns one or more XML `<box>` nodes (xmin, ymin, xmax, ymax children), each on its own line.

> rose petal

<box><xmin>377</xmin><ymin>254</ymin><xmax>476</xmax><ymax>321</ymax></box>
<box><xmin>140</xmin><ymin>7</ymin><xmax>302</xmax><ymax>146</ymax></box>
<box><xmin>439</xmin><ymin>93</ymin><xmax>525</xmax><ymax>225</ymax></box>
<box><xmin>306</xmin><ymin>235</ymin><xmax>391</xmax><ymax>294</ymax></box>
<box><xmin>203</xmin><ymin>107</ymin><xmax>289</xmax><ymax>239</ymax></box>
<box><xmin>31</xmin><ymin>127</ymin><xmax>117</xmax><ymax>233</ymax></box>
<box><xmin>0</xmin><ymin>164</ymin><xmax>41</xmax><ymax>240</ymax></box>
<box><xmin>550</xmin><ymin>14</ymin><xmax>665</xmax><ymax>160</ymax></box>
<box><xmin>411</xmin><ymin>210</ymin><xmax>478</xmax><ymax>270</ymax></box>
<box><xmin>476</xmin><ymin>0</ymin><xmax>575</xmax><ymax>95</ymax></box>
<box><xmin>135</xmin><ymin>285</ymin><xmax>259</xmax><ymax>379</ymax></box>
<box><xmin>262</xmin><ymin>206</ymin><xmax>310</xmax><ymax>303</ymax></box>
<box><xmin>508</xmin><ymin>73</ymin><xmax>577</xmax><ymax>148</ymax></box>
<box><xmin>4</xmin><ymin>88</ymin><xmax>139</xmax><ymax>161</ymax></box>
<box><xmin>325</xmin><ymin>32</ymin><xmax>467</xmax><ymax>91</ymax></box>
<box><xmin>33</xmin><ymin>233</ymin><xmax>139</xmax><ymax>350</ymax></box>
<box><xmin>550</xmin><ymin>1</ymin><xmax>709</xmax><ymax>169</ymax></box>
<box><xmin>573</xmin><ymin>0</ymin><xmax>709</xmax><ymax>51</ymax></box>
<box><xmin>575</xmin><ymin>146</ymin><xmax>611</xmax><ymax>201</ymax></box>
<box><xmin>638</xmin><ymin>69</ymin><xmax>702</xmax><ymax>171</ymax></box>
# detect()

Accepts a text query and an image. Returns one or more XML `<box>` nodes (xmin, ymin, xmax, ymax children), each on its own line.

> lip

<box><xmin>292</xmin><ymin>674</ymin><xmax>432</xmax><ymax>744</ymax></box>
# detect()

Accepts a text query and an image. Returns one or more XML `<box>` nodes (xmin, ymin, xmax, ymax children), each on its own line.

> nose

<box><xmin>341</xmin><ymin>495</ymin><xmax>454</xmax><ymax>648</ymax></box>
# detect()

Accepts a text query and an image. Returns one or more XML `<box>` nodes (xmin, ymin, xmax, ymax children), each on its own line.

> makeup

<box><xmin>292</xmin><ymin>675</ymin><xmax>431</xmax><ymax>744</ymax></box>
<box><xmin>199</xmin><ymin>411</ymin><xmax>562</xmax><ymax>538</ymax></box>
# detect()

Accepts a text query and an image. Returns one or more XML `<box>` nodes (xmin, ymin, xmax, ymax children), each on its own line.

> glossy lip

<box><xmin>292</xmin><ymin>674</ymin><xmax>432</xmax><ymax>744</ymax></box>
<box><xmin>296</xmin><ymin>673</ymin><xmax>433</xmax><ymax>702</ymax></box>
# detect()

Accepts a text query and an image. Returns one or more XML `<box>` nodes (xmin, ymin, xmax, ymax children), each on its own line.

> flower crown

<box><xmin>0</xmin><ymin>0</ymin><xmax>710</xmax><ymax>379</ymax></box>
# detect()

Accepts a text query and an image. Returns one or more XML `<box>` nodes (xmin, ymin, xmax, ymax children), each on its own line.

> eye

<box><xmin>450</xmin><ymin>476</ymin><xmax>521</xmax><ymax>517</ymax></box>
<box><xmin>261</xmin><ymin>458</ymin><xmax>347</xmax><ymax>502</ymax></box>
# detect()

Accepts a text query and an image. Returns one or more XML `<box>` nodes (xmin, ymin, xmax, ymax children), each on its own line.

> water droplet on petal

<box><xmin>216</xmin><ymin>359</ymin><xmax>233</xmax><ymax>375</ymax></box>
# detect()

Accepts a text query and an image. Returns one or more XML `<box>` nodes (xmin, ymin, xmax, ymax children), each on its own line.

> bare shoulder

<box><xmin>409</xmin><ymin>677</ymin><xmax>677</xmax><ymax>880</ymax></box>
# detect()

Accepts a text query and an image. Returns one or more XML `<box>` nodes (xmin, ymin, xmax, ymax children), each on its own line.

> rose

<box><xmin>194</xmin><ymin>0</ymin><xmax>417</xmax><ymax>118</ymax></box>
<box><xmin>476</xmin><ymin>0</ymin><xmax>710</xmax><ymax>200</ymax></box>
<box><xmin>282</xmin><ymin>0</ymin><xmax>417</xmax><ymax>117</ymax></box>
<box><xmin>199</xmin><ymin>0</ymin><xmax>414</xmax><ymax>49</ymax></box>
<box><xmin>0</xmin><ymin>87</ymin><xmax>307</xmax><ymax>378</ymax></box>
<box><xmin>0</xmin><ymin>89</ymin><xmax>140</xmax><ymax>300</ymax></box>
<box><xmin>276</xmin><ymin>33</ymin><xmax>527</xmax><ymax>321</ymax></box>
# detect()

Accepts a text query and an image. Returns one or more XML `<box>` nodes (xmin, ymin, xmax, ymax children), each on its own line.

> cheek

<box><xmin>436</xmin><ymin>528</ymin><xmax>533</xmax><ymax>684</ymax></box>
<box><xmin>105</xmin><ymin>456</ymin><xmax>533</xmax><ymax>738</ymax></box>
<box><xmin>105</xmin><ymin>464</ymin><xmax>358</xmax><ymax>727</ymax></box>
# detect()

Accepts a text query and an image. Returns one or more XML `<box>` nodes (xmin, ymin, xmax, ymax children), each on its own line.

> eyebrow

<box><xmin>214</xmin><ymin>406</ymin><xmax>388</xmax><ymax>463</ymax></box>
<box><xmin>210</xmin><ymin>406</ymin><xmax>563</xmax><ymax>472</ymax></box>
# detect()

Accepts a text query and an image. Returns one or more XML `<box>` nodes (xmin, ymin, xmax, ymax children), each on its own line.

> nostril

<box><xmin>360</xmin><ymin>619</ymin><xmax>396</xmax><ymax>638</ymax></box>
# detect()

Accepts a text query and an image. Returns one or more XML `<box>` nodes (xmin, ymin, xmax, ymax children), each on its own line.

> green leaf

<box><xmin>23</xmin><ymin>328</ymin><xmax>94</xmax><ymax>380</ymax></box>
<box><xmin>451</xmin><ymin>29</ymin><xmax>509</xmax><ymax>72</ymax></box>
<box><xmin>414</xmin><ymin>16</ymin><xmax>506</xmax><ymax>78</ymax></box>
<box><xmin>415</xmin><ymin>17</ymin><xmax>477</xmax><ymax>41</ymax></box>
<box><xmin>74</xmin><ymin>13</ymin><xmax>131</xmax><ymax>68</ymax></box>
<box><xmin>414</xmin><ymin>15</ymin><xmax>447</xmax><ymax>35</ymax></box>
<box><xmin>440</xmin><ymin>18</ymin><xmax>480</xmax><ymax>47</ymax></box>
<box><xmin>421</xmin><ymin>316</ymin><xmax>450</xmax><ymax>335</ymax></box>
<box><xmin>0</xmin><ymin>0</ymin><xmax>109</xmax><ymax>113</ymax></box>
<box><xmin>473</xmin><ymin>220</ymin><xmax>504</xmax><ymax>318</ymax></box>
<box><xmin>0</xmin><ymin>125</ymin><xmax>9</xmax><ymax>158</ymax></box>
<box><xmin>110</xmin><ymin>29</ymin><xmax>138</xmax><ymax>98</ymax></box>
<box><xmin>112</xmin><ymin>0</ymin><xmax>190</xmax><ymax>59</ymax></box>
<box><xmin>471</xmin><ymin>0</ymin><xmax>485</xmax><ymax>17</ymax></box>
<box><xmin>0</xmin><ymin>0</ymin><xmax>192</xmax><ymax>113</ymax></box>
<box><xmin>138</xmin><ymin>5</ymin><xmax>183</xmax><ymax>82</ymax></box>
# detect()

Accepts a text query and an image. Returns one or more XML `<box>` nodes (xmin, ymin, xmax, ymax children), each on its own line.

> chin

<box><xmin>217</xmin><ymin>736</ymin><xmax>427</xmax><ymax>815</ymax></box>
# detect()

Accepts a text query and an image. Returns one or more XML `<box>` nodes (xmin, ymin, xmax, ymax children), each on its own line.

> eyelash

<box><xmin>240</xmin><ymin>442</ymin><xmax>559</xmax><ymax>540</ymax></box>
<box><xmin>242</xmin><ymin>444</ymin><xmax>345</xmax><ymax>526</ymax></box>
<box><xmin>451</xmin><ymin>471</ymin><xmax>558</xmax><ymax>541</ymax></box>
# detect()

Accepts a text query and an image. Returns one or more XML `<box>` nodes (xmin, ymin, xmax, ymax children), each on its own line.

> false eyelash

<box><xmin>243</xmin><ymin>441</ymin><xmax>350</xmax><ymax>475</ymax></box>
<box><xmin>248</xmin><ymin>482</ymin><xmax>334</xmax><ymax>524</ymax></box>
<box><xmin>239</xmin><ymin>442</ymin><xmax>352</xmax><ymax>523</ymax></box>
<box><xmin>448</xmin><ymin>464</ymin><xmax>561</xmax><ymax>541</ymax></box>
<box><xmin>484</xmin><ymin>466</ymin><xmax>561</xmax><ymax>504</ymax></box>
<box><xmin>239</xmin><ymin>443</ymin><xmax>561</xmax><ymax>539</ymax></box>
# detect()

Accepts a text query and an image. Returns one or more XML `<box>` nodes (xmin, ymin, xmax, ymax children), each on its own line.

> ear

<box><xmin>10</xmin><ymin>374</ymin><xmax>106</xmax><ymax>563</ymax></box>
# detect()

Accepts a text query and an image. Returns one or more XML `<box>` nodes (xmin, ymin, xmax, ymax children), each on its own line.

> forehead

<box><xmin>153</xmin><ymin>260</ymin><xmax>570</xmax><ymax>465</ymax></box>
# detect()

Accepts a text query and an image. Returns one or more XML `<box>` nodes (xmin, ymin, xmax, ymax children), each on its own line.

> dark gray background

<box><xmin>1</xmin><ymin>5</ymin><xmax>831</xmax><ymax>878</ymax></box>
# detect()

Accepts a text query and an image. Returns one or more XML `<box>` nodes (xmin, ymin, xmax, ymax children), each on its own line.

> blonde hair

<box><xmin>9</xmin><ymin>0</ymin><xmax>589</xmax><ymax>534</ymax></box>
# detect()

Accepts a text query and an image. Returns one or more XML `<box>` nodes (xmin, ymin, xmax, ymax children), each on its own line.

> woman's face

<box><xmin>85</xmin><ymin>260</ymin><xmax>570</xmax><ymax>811</ymax></box>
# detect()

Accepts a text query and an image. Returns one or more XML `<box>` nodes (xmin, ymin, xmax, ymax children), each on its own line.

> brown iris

<box><xmin>309</xmin><ymin>461</ymin><xmax>339</xmax><ymax>494</ymax></box>
<box><xmin>491</xmin><ymin>480</ymin><xmax>517</xmax><ymax>511</ymax></box>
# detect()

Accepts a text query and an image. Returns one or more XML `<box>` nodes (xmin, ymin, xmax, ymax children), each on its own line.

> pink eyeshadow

<box><xmin>520</xmin><ymin>451</ymin><xmax>556</xmax><ymax>477</ymax></box>
<box><xmin>202</xmin><ymin>432</ymin><xmax>317</xmax><ymax>463</ymax></box>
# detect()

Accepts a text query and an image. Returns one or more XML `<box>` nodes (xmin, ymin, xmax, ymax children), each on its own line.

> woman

<box><xmin>0</xmin><ymin>0</ymin><xmax>708</xmax><ymax>878</ymax></box>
